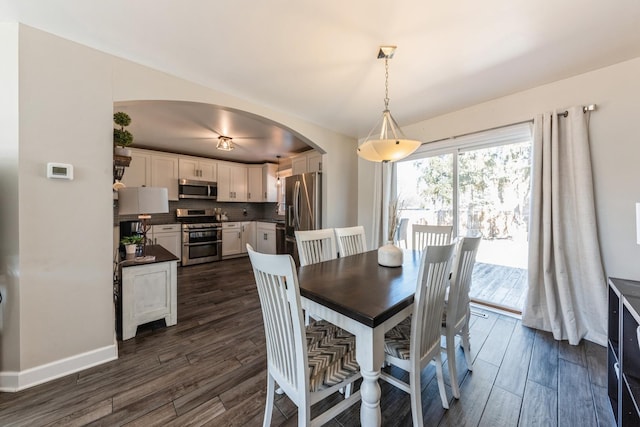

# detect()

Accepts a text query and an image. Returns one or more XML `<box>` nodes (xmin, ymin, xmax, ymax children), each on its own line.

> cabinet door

<box><xmin>121</xmin><ymin>149</ymin><xmax>151</xmax><ymax>188</ymax></box>
<box><xmin>199</xmin><ymin>159</ymin><xmax>217</xmax><ymax>182</ymax></box>
<box><xmin>151</xmin><ymin>154</ymin><xmax>179</xmax><ymax>201</ymax></box>
<box><xmin>307</xmin><ymin>151</ymin><xmax>323</xmax><ymax>173</ymax></box>
<box><xmin>241</xmin><ymin>222</ymin><xmax>256</xmax><ymax>253</ymax></box>
<box><xmin>230</xmin><ymin>164</ymin><xmax>248</xmax><ymax>202</ymax></box>
<box><xmin>222</xmin><ymin>226</ymin><xmax>242</xmax><ymax>256</ymax></box>
<box><xmin>291</xmin><ymin>155</ymin><xmax>307</xmax><ymax>176</ymax></box>
<box><xmin>263</xmin><ymin>163</ymin><xmax>278</xmax><ymax>202</ymax></box>
<box><xmin>247</xmin><ymin>166</ymin><xmax>263</xmax><ymax>202</ymax></box>
<box><xmin>256</xmin><ymin>224</ymin><xmax>277</xmax><ymax>254</ymax></box>
<box><xmin>217</xmin><ymin>163</ymin><xmax>232</xmax><ymax>201</ymax></box>
<box><xmin>151</xmin><ymin>224</ymin><xmax>182</xmax><ymax>260</ymax></box>
<box><xmin>178</xmin><ymin>157</ymin><xmax>200</xmax><ymax>180</ymax></box>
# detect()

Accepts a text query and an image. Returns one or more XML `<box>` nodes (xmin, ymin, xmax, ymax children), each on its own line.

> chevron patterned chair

<box><xmin>442</xmin><ymin>235</ymin><xmax>481</xmax><ymax>399</ymax></box>
<box><xmin>334</xmin><ymin>225</ymin><xmax>367</xmax><ymax>257</ymax></box>
<box><xmin>247</xmin><ymin>245</ymin><xmax>361</xmax><ymax>427</ymax></box>
<box><xmin>380</xmin><ymin>243</ymin><xmax>456</xmax><ymax>427</ymax></box>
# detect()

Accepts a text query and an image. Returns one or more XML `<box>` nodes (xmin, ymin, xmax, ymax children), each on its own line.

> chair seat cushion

<box><xmin>384</xmin><ymin>317</ymin><xmax>412</xmax><ymax>360</ymax></box>
<box><xmin>306</xmin><ymin>320</ymin><xmax>359</xmax><ymax>392</ymax></box>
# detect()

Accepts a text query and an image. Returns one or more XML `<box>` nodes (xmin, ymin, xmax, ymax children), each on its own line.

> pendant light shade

<box><xmin>357</xmin><ymin>46</ymin><xmax>421</xmax><ymax>163</ymax></box>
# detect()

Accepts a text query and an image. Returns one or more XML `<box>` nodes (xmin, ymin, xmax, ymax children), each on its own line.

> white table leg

<box><xmin>356</xmin><ymin>326</ymin><xmax>385</xmax><ymax>427</ymax></box>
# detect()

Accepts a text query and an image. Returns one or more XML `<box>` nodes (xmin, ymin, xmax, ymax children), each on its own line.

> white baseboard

<box><xmin>0</xmin><ymin>344</ymin><xmax>118</xmax><ymax>392</ymax></box>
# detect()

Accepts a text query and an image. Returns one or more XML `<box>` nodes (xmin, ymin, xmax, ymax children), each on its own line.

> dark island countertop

<box><xmin>121</xmin><ymin>244</ymin><xmax>179</xmax><ymax>267</ymax></box>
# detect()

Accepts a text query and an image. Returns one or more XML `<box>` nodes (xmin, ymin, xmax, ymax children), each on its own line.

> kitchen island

<box><xmin>117</xmin><ymin>245</ymin><xmax>179</xmax><ymax>340</ymax></box>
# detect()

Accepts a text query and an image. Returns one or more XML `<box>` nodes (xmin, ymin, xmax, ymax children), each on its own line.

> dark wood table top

<box><xmin>297</xmin><ymin>249</ymin><xmax>422</xmax><ymax>328</ymax></box>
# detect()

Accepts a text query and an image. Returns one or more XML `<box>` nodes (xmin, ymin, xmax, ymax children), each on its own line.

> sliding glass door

<box><xmin>396</xmin><ymin>124</ymin><xmax>532</xmax><ymax>312</ymax></box>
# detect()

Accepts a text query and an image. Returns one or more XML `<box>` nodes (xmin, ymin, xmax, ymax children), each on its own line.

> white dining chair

<box><xmin>334</xmin><ymin>226</ymin><xmax>367</xmax><ymax>257</ymax></box>
<box><xmin>380</xmin><ymin>243</ymin><xmax>456</xmax><ymax>427</ymax></box>
<box><xmin>395</xmin><ymin>218</ymin><xmax>409</xmax><ymax>248</ymax></box>
<box><xmin>412</xmin><ymin>224</ymin><xmax>453</xmax><ymax>250</ymax></box>
<box><xmin>295</xmin><ymin>229</ymin><xmax>338</xmax><ymax>266</ymax></box>
<box><xmin>246</xmin><ymin>245</ymin><xmax>361</xmax><ymax>427</ymax></box>
<box><xmin>442</xmin><ymin>235</ymin><xmax>481</xmax><ymax>399</ymax></box>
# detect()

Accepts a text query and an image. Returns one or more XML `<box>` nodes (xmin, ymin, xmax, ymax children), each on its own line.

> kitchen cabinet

<box><xmin>179</xmin><ymin>156</ymin><xmax>217</xmax><ymax>181</ymax></box>
<box><xmin>247</xmin><ymin>165</ymin><xmax>263</xmax><ymax>202</ymax></box>
<box><xmin>241</xmin><ymin>221</ymin><xmax>256</xmax><ymax>253</ymax></box>
<box><xmin>291</xmin><ymin>150</ymin><xmax>323</xmax><ymax>175</ymax></box>
<box><xmin>218</xmin><ymin>162</ymin><xmax>247</xmax><ymax>202</ymax></box>
<box><xmin>122</xmin><ymin>148</ymin><xmax>179</xmax><ymax>200</ymax></box>
<box><xmin>222</xmin><ymin>222</ymin><xmax>243</xmax><ymax>256</ymax></box>
<box><xmin>150</xmin><ymin>224</ymin><xmax>182</xmax><ymax>261</ymax></box>
<box><xmin>263</xmin><ymin>163</ymin><xmax>278</xmax><ymax>202</ymax></box>
<box><xmin>256</xmin><ymin>222</ymin><xmax>277</xmax><ymax>254</ymax></box>
<box><xmin>119</xmin><ymin>245</ymin><xmax>178</xmax><ymax>340</ymax></box>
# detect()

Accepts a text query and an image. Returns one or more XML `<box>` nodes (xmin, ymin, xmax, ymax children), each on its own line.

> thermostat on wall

<box><xmin>47</xmin><ymin>163</ymin><xmax>74</xmax><ymax>180</ymax></box>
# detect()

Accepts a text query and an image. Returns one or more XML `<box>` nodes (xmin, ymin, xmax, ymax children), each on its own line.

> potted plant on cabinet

<box><xmin>113</xmin><ymin>111</ymin><xmax>134</xmax><ymax>157</ymax></box>
<box><xmin>121</xmin><ymin>235</ymin><xmax>144</xmax><ymax>258</ymax></box>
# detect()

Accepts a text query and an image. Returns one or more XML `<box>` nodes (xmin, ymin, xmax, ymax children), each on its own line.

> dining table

<box><xmin>297</xmin><ymin>248</ymin><xmax>422</xmax><ymax>427</ymax></box>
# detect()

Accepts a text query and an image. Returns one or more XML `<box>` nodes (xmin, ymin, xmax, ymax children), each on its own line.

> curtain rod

<box><xmin>558</xmin><ymin>104</ymin><xmax>596</xmax><ymax>117</ymax></box>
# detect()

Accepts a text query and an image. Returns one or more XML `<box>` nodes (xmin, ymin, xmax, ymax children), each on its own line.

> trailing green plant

<box><xmin>113</xmin><ymin>112</ymin><xmax>134</xmax><ymax>147</ymax></box>
<box><xmin>120</xmin><ymin>235</ymin><xmax>144</xmax><ymax>245</ymax></box>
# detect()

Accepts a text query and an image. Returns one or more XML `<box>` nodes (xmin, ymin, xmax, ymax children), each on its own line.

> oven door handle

<box><xmin>183</xmin><ymin>240</ymin><xmax>222</xmax><ymax>247</ymax></box>
<box><xmin>183</xmin><ymin>228</ymin><xmax>222</xmax><ymax>233</ymax></box>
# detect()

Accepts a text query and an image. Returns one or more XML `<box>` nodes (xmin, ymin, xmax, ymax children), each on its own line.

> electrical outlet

<box><xmin>243</xmin><ymin>208</ymin><xmax>248</xmax><ymax>216</ymax></box>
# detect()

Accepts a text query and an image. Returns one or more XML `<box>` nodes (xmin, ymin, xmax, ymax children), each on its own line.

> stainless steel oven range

<box><xmin>177</xmin><ymin>208</ymin><xmax>222</xmax><ymax>266</ymax></box>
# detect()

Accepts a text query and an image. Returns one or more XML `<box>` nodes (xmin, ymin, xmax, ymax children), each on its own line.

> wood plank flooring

<box><xmin>0</xmin><ymin>257</ymin><xmax>615</xmax><ymax>426</ymax></box>
<box><xmin>470</xmin><ymin>263</ymin><xmax>528</xmax><ymax>312</ymax></box>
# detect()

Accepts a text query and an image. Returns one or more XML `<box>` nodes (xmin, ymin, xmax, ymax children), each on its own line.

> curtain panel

<box><xmin>523</xmin><ymin>106</ymin><xmax>607</xmax><ymax>346</ymax></box>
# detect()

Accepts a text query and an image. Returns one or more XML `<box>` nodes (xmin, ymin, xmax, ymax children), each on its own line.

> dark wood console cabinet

<box><xmin>608</xmin><ymin>277</ymin><xmax>640</xmax><ymax>426</ymax></box>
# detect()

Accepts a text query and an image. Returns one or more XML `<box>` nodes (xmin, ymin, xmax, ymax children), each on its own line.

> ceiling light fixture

<box><xmin>357</xmin><ymin>46</ymin><xmax>421</xmax><ymax>163</ymax></box>
<box><xmin>217</xmin><ymin>136</ymin><xmax>234</xmax><ymax>151</ymax></box>
<box><xmin>276</xmin><ymin>155</ymin><xmax>281</xmax><ymax>186</ymax></box>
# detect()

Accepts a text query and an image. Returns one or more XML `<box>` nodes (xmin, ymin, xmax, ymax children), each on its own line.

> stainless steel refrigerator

<box><xmin>285</xmin><ymin>172</ymin><xmax>321</xmax><ymax>265</ymax></box>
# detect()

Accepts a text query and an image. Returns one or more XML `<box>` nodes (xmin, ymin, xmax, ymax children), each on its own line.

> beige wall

<box><xmin>358</xmin><ymin>56</ymin><xmax>640</xmax><ymax>280</ymax></box>
<box><xmin>0</xmin><ymin>24</ymin><xmax>358</xmax><ymax>388</ymax></box>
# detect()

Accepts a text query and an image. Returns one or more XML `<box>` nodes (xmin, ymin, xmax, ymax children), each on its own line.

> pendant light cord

<box><xmin>384</xmin><ymin>59</ymin><xmax>390</xmax><ymax>110</ymax></box>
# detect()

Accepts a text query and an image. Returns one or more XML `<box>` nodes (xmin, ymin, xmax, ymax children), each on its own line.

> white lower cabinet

<box><xmin>241</xmin><ymin>221</ymin><xmax>256</xmax><ymax>253</ymax></box>
<box><xmin>150</xmin><ymin>224</ymin><xmax>182</xmax><ymax>261</ymax></box>
<box><xmin>222</xmin><ymin>222</ymin><xmax>243</xmax><ymax>257</ymax></box>
<box><xmin>256</xmin><ymin>222</ymin><xmax>277</xmax><ymax>254</ymax></box>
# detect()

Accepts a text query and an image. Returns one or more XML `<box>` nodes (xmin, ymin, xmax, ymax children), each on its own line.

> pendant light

<box><xmin>276</xmin><ymin>155</ymin><xmax>281</xmax><ymax>186</ymax></box>
<box><xmin>357</xmin><ymin>46</ymin><xmax>421</xmax><ymax>163</ymax></box>
<box><xmin>217</xmin><ymin>136</ymin><xmax>234</xmax><ymax>151</ymax></box>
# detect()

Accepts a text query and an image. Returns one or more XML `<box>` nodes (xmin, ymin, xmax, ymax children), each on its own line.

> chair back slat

<box><xmin>412</xmin><ymin>225</ymin><xmax>453</xmax><ymax>250</ymax></box>
<box><xmin>247</xmin><ymin>245</ymin><xmax>308</xmax><ymax>396</ymax></box>
<box><xmin>335</xmin><ymin>226</ymin><xmax>367</xmax><ymax>257</ymax></box>
<box><xmin>295</xmin><ymin>229</ymin><xmax>337</xmax><ymax>266</ymax></box>
<box><xmin>447</xmin><ymin>236</ymin><xmax>481</xmax><ymax>327</ymax></box>
<box><xmin>411</xmin><ymin>243</ymin><xmax>456</xmax><ymax>360</ymax></box>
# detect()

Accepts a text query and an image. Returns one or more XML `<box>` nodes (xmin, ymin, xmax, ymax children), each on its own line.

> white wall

<box><xmin>0</xmin><ymin>24</ymin><xmax>358</xmax><ymax>389</ymax></box>
<box><xmin>358</xmin><ymin>56</ymin><xmax>640</xmax><ymax>280</ymax></box>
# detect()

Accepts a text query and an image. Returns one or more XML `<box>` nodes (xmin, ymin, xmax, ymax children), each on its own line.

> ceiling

<box><xmin>4</xmin><ymin>1</ymin><xmax>640</xmax><ymax>162</ymax></box>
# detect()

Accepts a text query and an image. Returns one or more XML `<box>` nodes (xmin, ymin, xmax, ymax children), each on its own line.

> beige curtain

<box><xmin>523</xmin><ymin>106</ymin><xmax>607</xmax><ymax>346</ymax></box>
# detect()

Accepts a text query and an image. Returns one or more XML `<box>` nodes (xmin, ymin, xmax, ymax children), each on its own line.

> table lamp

<box><xmin>118</xmin><ymin>187</ymin><xmax>169</xmax><ymax>258</ymax></box>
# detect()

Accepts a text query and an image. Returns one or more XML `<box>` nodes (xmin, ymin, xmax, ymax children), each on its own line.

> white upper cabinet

<box><xmin>291</xmin><ymin>150</ymin><xmax>323</xmax><ymax>175</ymax></box>
<box><xmin>179</xmin><ymin>156</ymin><xmax>217</xmax><ymax>182</ymax></box>
<box><xmin>217</xmin><ymin>162</ymin><xmax>247</xmax><ymax>202</ymax></box>
<box><xmin>247</xmin><ymin>165</ymin><xmax>263</xmax><ymax>202</ymax></box>
<box><xmin>122</xmin><ymin>148</ymin><xmax>179</xmax><ymax>200</ymax></box>
<box><xmin>263</xmin><ymin>163</ymin><xmax>278</xmax><ymax>202</ymax></box>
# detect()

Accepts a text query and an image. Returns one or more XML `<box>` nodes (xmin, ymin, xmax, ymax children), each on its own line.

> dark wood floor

<box><xmin>0</xmin><ymin>257</ymin><xmax>615</xmax><ymax>426</ymax></box>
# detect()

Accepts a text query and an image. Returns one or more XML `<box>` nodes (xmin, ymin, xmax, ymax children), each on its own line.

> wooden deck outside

<box><xmin>470</xmin><ymin>262</ymin><xmax>528</xmax><ymax>312</ymax></box>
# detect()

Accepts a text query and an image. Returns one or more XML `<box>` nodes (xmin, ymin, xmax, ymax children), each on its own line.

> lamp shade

<box><xmin>118</xmin><ymin>187</ymin><xmax>169</xmax><ymax>216</ymax></box>
<box><xmin>357</xmin><ymin>110</ymin><xmax>421</xmax><ymax>162</ymax></box>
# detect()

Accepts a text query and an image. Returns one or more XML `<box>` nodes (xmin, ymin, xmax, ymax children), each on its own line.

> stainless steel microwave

<box><xmin>178</xmin><ymin>179</ymin><xmax>217</xmax><ymax>200</ymax></box>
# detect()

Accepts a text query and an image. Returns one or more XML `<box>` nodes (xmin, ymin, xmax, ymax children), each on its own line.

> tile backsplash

<box><xmin>114</xmin><ymin>198</ymin><xmax>283</xmax><ymax>226</ymax></box>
